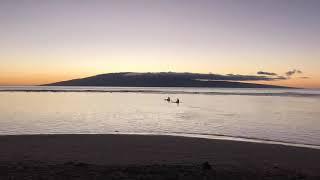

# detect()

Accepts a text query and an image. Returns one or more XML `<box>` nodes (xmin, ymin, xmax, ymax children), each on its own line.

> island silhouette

<box><xmin>45</xmin><ymin>72</ymin><xmax>291</xmax><ymax>88</ymax></box>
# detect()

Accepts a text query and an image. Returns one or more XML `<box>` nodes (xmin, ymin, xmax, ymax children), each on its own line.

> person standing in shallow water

<box><xmin>175</xmin><ymin>98</ymin><xmax>180</xmax><ymax>104</ymax></box>
<box><xmin>165</xmin><ymin>97</ymin><xmax>171</xmax><ymax>102</ymax></box>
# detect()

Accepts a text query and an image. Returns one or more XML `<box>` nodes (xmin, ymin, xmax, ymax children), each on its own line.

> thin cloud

<box><xmin>126</xmin><ymin>72</ymin><xmax>288</xmax><ymax>81</ymax></box>
<box><xmin>257</xmin><ymin>71</ymin><xmax>278</xmax><ymax>76</ymax></box>
<box><xmin>286</xmin><ymin>69</ymin><xmax>303</xmax><ymax>77</ymax></box>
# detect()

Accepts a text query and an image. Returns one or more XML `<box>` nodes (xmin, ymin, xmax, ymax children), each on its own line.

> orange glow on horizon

<box><xmin>0</xmin><ymin>73</ymin><xmax>94</xmax><ymax>86</ymax></box>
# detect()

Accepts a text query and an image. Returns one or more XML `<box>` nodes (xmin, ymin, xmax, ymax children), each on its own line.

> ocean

<box><xmin>1</xmin><ymin>86</ymin><xmax>320</xmax><ymax>149</ymax></box>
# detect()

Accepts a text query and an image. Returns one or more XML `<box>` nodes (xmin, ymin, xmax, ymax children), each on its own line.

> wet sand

<box><xmin>0</xmin><ymin>134</ymin><xmax>319</xmax><ymax>179</ymax></box>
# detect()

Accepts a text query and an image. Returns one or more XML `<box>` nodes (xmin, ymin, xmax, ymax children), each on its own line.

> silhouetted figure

<box><xmin>165</xmin><ymin>97</ymin><xmax>171</xmax><ymax>102</ymax></box>
<box><xmin>174</xmin><ymin>98</ymin><xmax>180</xmax><ymax>104</ymax></box>
<box><xmin>202</xmin><ymin>161</ymin><xmax>212</xmax><ymax>171</ymax></box>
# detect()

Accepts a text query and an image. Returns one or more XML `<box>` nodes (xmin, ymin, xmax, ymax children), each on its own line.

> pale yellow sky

<box><xmin>1</xmin><ymin>51</ymin><xmax>319</xmax><ymax>88</ymax></box>
<box><xmin>1</xmin><ymin>1</ymin><xmax>320</xmax><ymax>88</ymax></box>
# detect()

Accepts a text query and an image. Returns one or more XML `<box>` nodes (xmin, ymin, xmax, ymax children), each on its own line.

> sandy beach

<box><xmin>0</xmin><ymin>134</ymin><xmax>319</xmax><ymax>179</ymax></box>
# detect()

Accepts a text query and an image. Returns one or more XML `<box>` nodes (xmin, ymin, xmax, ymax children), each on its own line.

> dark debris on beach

<box><xmin>0</xmin><ymin>161</ymin><xmax>317</xmax><ymax>180</ymax></box>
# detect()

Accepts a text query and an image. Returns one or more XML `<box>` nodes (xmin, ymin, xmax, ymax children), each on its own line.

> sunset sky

<box><xmin>1</xmin><ymin>0</ymin><xmax>320</xmax><ymax>88</ymax></box>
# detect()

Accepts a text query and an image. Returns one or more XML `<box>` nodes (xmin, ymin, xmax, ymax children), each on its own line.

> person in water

<box><xmin>175</xmin><ymin>98</ymin><xmax>180</xmax><ymax>104</ymax></box>
<box><xmin>165</xmin><ymin>97</ymin><xmax>171</xmax><ymax>102</ymax></box>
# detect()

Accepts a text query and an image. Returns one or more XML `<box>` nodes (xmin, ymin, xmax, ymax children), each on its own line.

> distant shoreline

<box><xmin>2</xmin><ymin>87</ymin><xmax>319</xmax><ymax>98</ymax></box>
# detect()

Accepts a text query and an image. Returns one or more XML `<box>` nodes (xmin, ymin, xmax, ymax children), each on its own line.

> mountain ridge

<box><xmin>44</xmin><ymin>72</ymin><xmax>293</xmax><ymax>88</ymax></box>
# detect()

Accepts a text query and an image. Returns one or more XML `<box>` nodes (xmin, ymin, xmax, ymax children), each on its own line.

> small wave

<box><xmin>111</xmin><ymin>131</ymin><xmax>320</xmax><ymax>150</ymax></box>
<box><xmin>170</xmin><ymin>131</ymin><xmax>320</xmax><ymax>148</ymax></box>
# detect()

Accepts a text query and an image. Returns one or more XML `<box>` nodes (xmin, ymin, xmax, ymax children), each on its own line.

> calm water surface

<box><xmin>0</xmin><ymin>86</ymin><xmax>320</xmax><ymax>148</ymax></box>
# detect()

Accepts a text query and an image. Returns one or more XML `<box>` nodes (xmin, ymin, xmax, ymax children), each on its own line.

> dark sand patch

<box><xmin>0</xmin><ymin>134</ymin><xmax>319</xmax><ymax>179</ymax></box>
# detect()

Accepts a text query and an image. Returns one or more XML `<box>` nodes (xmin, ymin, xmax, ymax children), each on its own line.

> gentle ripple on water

<box><xmin>0</xmin><ymin>86</ymin><xmax>320</xmax><ymax>149</ymax></box>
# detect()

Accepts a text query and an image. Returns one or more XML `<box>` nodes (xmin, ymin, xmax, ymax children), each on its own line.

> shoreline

<box><xmin>112</xmin><ymin>132</ymin><xmax>320</xmax><ymax>150</ymax></box>
<box><xmin>0</xmin><ymin>134</ymin><xmax>319</xmax><ymax>179</ymax></box>
<box><xmin>1</xmin><ymin>132</ymin><xmax>319</xmax><ymax>150</ymax></box>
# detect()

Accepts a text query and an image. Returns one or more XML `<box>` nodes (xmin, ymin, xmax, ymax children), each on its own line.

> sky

<box><xmin>1</xmin><ymin>0</ymin><xmax>320</xmax><ymax>88</ymax></box>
